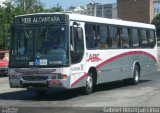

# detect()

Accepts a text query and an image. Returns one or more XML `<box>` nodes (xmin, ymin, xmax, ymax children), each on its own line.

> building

<box><xmin>66</xmin><ymin>2</ymin><xmax>117</xmax><ymax>19</ymax></box>
<box><xmin>86</xmin><ymin>3</ymin><xmax>117</xmax><ymax>19</ymax></box>
<box><xmin>65</xmin><ymin>6</ymin><xmax>87</xmax><ymax>15</ymax></box>
<box><xmin>117</xmin><ymin>0</ymin><xmax>154</xmax><ymax>23</ymax></box>
<box><xmin>154</xmin><ymin>0</ymin><xmax>160</xmax><ymax>17</ymax></box>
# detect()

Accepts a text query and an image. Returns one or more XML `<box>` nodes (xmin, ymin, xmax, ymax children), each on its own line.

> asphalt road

<box><xmin>0</xmin><ymin>70</ymin><xmax>160</xmax><ymax>113</ymax></box>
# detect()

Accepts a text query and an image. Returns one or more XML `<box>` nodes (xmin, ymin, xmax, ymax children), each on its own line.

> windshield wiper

<box><xmin>23</xmin><ymin>25</ymin><xmax>30</xmax><ymax>39</ymax></box>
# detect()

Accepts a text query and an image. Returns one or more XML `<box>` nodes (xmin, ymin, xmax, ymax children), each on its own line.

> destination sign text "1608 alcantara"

<box><xmin>14</xmin><ymin>15</ymin><xmax>69</xmax><ymax>24</ymax></box>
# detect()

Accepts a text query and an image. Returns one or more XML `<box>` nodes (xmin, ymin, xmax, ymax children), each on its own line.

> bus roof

<box><xmin>68</xmin><ymin>13</ymin><xmax>155</xmax><ymax>29</ymax></box>
<box><xmin>15</xmin><ymin>13</ymin><xmax>155</xmax><ymax>29</ymax></box>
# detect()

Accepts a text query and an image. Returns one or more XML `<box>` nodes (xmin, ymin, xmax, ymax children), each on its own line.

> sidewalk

<box><xmin>157</xmin><ymin>65</ymin><xmax>160</xmax><ymax>71</ymax></box>
<box><xmin>157</xmin><ymin>47</ymin><xmax>160</xmax><ymax>71</ymax></box>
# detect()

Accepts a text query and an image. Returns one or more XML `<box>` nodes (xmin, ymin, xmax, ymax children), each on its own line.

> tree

<box><xmin>0</xmin><ymin>0</ymin><xmax>64</xmax><ymax>49</ymax></box>
<box><xmin>14</xmin><ymin>0</ymin><xmax>44</xmax><ymax>14</ymax></box>
<box><xmin>152</xmin><ymin>14</ymin><xmax>160</xmax><ymax>37</ymax></box>
<box><xmin>45</xmin><ymin>3</ymin><xmax>63</xmax><ymax>12</ymax></box>
<box><xmin>0</xmin><ymin>0</ymin><xmax>45</xmax><ymax>49</ymax></box>
<box><xmin>0</xmin><ymin>2</ymin><xmax>14</xmax><ymax>49</ymax></box>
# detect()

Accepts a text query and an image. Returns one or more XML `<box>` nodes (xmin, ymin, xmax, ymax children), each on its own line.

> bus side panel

<box><xmin>140</xmin><ymin>49</ymin><xmax>157</xmax><ymax>76</ymax></box>
<box><xmin>95</xmin><ymin>49</ymin><xmax>157</xmax><ymax>85</ymax></box>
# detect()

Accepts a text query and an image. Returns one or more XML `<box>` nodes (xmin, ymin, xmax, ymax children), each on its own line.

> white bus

<box><xmin>9</xmin><ymin>13</ymin><xmax>158</xmax><ymax>94</ymax></box>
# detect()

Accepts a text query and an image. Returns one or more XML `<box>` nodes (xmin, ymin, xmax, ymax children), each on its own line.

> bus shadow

<box><xmin>94</xmin><ymin>79</ymin><xmax>151</xmax><ymax>92</ymax></box>
<box><xmin>0</xmin><ymin>75</ymin><xmax>8</xmax><ymax>78</ymax></box>
<box><xmin>0</xmin><ymin>88</ymin><xmax>85</xmax><ymax>101</ymax></box>
<box><xmin>0</xmin><ymin>79</ymin><xmax>151</xmax><ymax>101</ymax></box>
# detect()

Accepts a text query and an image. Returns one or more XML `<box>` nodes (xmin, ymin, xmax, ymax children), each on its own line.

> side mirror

<box><xmin>73</xmin><ymin>22</ymin><xmax>80</xmax><ymax>27</ymax></box>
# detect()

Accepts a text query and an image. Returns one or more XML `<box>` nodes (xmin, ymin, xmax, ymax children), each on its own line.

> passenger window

<box><xmin>85</xmin><ymin>24</ymin><xmax>96</xmax><ymax>49</ymax></box>
<box><xmin>121</xmin><ymin>27</ymin><xmax>130</xmax><ymax>48</ymax></box>
<box><xmin>149</xmin><ymin>30</ymin><xmax>156</xmax><ymax>48</ymax></box>
<box><xmin>97</xmin><ymin>25</ymin><xmax>109</xmax><ymax>49</ymax></box>
<box><xmin>109</xmin><ymin>26</ymin><xmax>118</xmax><ymax>48</ymax></box>
<box><xmin>141</xmin><ymin>29</ymin><xmax>149</xmax><ymax>48</ymax></box>
<box><xmin>132</xmin><ymin>28</ymin><xmax>139</xmax><ymax>48</ymax></box>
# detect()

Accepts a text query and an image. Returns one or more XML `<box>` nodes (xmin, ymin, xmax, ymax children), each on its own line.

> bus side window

<box><xmin>149</xmin><ymin>30</ymin><xmax>156</xmax><ymax>48</ymax></box>
<box><xmin>131</xmin><ymin>28</ymin><xmax>140</xmax><ymax>48</ymax></box>
<box><xmin>141</xmin><ymin>29</ymin><xmax>149</xmax><ymax>48</ymax></box>
<box><xmin>121</xmin><ymin>27</ymin><xmax>130</xmax><ymax>48</ymax></box>
<box><xmin>98</xmin><ymin>25</ymin><xmax>109</xmax><ymax>49</ymax></box>
<box><xmin>85</xmin><ymin>23</ymin><xmax>96</xmax><ymax>49</ymax></box>
<box><xmin>109</xmin><ymin>26</ymin><xmax>118</xmax><ymax>48</ymax></box>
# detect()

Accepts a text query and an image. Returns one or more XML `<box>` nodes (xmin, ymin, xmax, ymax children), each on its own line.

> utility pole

<box><xmin>23</xmin><ymin>0</ymin><xmax>26</xmax><ymax>11</ymax></box>
<box><xmin>102</xmin><ymin>5</ymin><xmax>104</xmax><ymax>17</ymax></box>
<box><xmin>92</xmin><ymin>0</ymin><xmax>96</xmax><ymax>17</ymax></box>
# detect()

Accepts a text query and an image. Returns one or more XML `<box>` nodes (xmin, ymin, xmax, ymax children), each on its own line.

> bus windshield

<box><xmin>10</xmin><ymin>25</ymin><xmax>69</xmax><ymax>67</ymax></box>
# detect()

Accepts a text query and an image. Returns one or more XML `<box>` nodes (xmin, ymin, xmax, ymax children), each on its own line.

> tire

<box><xmin>131</xmin><ymin>65</ymin><xmax>140</xmax><ymax>85</ymax></box>
<box><xmin>83</xmin><ymin>71</ymin><xmax>94</xmax><ymax>95</ymax></box>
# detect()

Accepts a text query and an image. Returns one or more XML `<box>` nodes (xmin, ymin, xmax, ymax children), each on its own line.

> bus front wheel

<box><xmin>84</xmin><ymin>72</ymin><xmax>94</xmax><ymax>95</ymax></box>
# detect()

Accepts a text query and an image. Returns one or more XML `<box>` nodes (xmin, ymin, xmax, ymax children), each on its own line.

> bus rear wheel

<box><xmin>123</xmin><ymin>65</ymin><xmax>140</xmax><ymax>85</ymax></box>
<box><xmin>131</xmin><ymin>65</ymin><xmax>140</xmax><ymax>85</ymax></box>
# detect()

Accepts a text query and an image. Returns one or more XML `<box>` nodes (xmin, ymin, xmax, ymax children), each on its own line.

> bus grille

<box><xmin>22</xmin><ymin>76</ymin><xmax>48</xmax><ymax>81</ymax></box>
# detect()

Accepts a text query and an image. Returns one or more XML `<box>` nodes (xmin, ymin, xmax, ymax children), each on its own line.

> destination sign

<box><xmin>13</xmin><ymin>14</ymin><xmax>69</xmax><ymax>24</ymax></box>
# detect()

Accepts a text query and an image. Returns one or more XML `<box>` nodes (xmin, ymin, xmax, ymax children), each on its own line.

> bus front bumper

<box><xmin>9</xmin><ymin>75</ymin><xmax>70</xmax><ymax>89</ymax></box>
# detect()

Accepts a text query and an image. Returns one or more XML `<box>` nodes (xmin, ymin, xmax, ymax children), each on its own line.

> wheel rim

<box><xmin>135</xmin><ymin>69</ymin><xmax>139</xmax><ymax>82</ymax></box>
<box><xmin>86</xmin><ymin>75</ymin><xmax>93</xmax><ymax>90</ymax></box>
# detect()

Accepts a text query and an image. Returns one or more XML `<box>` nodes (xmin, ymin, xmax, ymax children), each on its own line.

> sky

<box><xmin>40</xmin><ymin>0</ymin><xmax>117</xmax><ymax>9</ymax></box>
<box><xmin>0</xmin><ymin>0</ymin><xmax>6</xmax><ymax>6</ymax></box>
<box><xmin>155</xmin><ymin>2</ymin><xmax>160</xmax><ymax>9</ymax></box>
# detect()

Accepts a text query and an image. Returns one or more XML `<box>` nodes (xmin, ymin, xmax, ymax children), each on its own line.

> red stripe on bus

<box><xmin>96</xmin><ymin>51</ymin><xmax>156</xmax><ymax>69</ymax></box>
<box><xmin>71</xmin><ymin>51</ymin><xmax>156</xmax><ymax>87</ymax></box>
<box><xmin>71</xmin><ymin>73</ymin><xmax>88</xmax><ymax>88</ymax></box>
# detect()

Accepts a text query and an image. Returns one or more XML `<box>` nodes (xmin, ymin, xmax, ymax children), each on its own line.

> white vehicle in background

<box><xmin>9</xmin><ymin>13</ymin><xmax>157</xmax><ymax>95</ymax></box>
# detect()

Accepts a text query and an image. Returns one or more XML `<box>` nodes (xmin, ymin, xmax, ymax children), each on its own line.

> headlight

<box><xmin>9</xmin><ymin>74</ymin><xmax>21</xmax><ymax>79</ymax></box>
<box><xmin>51</xmin><ymin>73</ymin><xmax>67</xmax><ymax>80</ymax></box>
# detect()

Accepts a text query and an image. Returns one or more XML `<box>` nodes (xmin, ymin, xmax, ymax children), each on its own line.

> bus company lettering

<box><xmin>86</xmin><ymin>54</ymin><xmax>102</xmax><ymax>62</ymax></box>
<box><xmin>21</xmin><ymin>16</ymin><xmax>61</xmax><ymax>24</ymax></box>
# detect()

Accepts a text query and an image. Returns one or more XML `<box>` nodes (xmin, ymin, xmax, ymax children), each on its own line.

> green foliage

<box><xmin>0</xmin><ymin>0</ymin><xmax>63</xmax><ymax>50</ymax></box>
<box><xmin>152</xmin><ymin>14</ymin><xmax>160</xmax><ymax>47</ymax></box>
<box><xmin>43</xmin><ymin>3</ymin><xmax>63</xmax><ymax>12</ymax></box>
<box><xmin>152</xmin><ymin>14</ymin><xmax>160</xmax><ymax>37</ymax></box>
<box><xmin>0</xmin><ymin>2</ymin><xmax>14</xmax><ymax>49</ymax></box>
